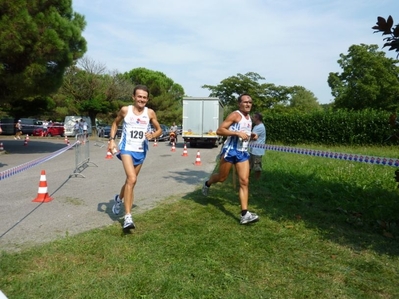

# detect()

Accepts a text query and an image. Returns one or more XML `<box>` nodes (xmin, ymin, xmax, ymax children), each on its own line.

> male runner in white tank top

<box><xmin>108</xmin><ymin>85</ymin><xmax>162</xmax><ymax>230</ymax></box>
<box><xmin>202</xmin><ymin>93</ymin><xmax>260</xmax><ymax>225</ymax></box>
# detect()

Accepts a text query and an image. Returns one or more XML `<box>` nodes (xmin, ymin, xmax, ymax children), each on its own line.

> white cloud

<box><xmin>73</xmin><ymin>0</ymin><xmax>398</xmax><ymax>104</ymax></box>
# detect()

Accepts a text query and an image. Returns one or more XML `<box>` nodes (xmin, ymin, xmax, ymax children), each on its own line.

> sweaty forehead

<box><xmin>241</xmin><ymin>95</ymin><xmax>252</xmax><ymax>102</ymax></box>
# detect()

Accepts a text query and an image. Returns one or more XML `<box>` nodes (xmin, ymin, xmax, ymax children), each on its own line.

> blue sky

<box><xmin>72</xmin><ymin>0</ymin><xmax>397</xmax><ymax>104</ymax></box>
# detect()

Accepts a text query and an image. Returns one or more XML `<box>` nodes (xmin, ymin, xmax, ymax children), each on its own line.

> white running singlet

<box><xmin>222</xmin><ymin>110</ymin><xmax>252</xmax><ymax>152</ymax></box>
<box><xmin>119</xmin><ymin>106</ymin><xmax>150</xmax><ymax>152</ymax></box>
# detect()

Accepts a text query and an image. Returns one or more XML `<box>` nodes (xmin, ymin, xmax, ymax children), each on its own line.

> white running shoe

<box><xmin>112</xmin><ymin>194</ymin><xmax>122</xmax><ymax>215</ymax></box>
<box><xmin>240</xmin><ymin>211</ymin><xmax>259</xmax><ymax>225</ymax></box>
<box><xmin>123</xmin><ymin>214</ymin><xmax>135</xmax><ymax>229</ymax></box>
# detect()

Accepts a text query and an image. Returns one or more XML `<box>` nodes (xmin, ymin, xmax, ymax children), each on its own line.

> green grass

<box><xmin>1</xmin><ymin>144</ymin><xmax>399</xmax><ymax>298</ymax></box>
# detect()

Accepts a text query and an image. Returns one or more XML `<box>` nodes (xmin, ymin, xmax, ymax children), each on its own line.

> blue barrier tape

<box><xmin>249</xmin><ymin>142</ymin><xmax>399</xmax><ymax>167</ymax></box>
<box><xmin>0</xmin><ymin>141</ymin><xmax>76</xmax><ymax>181</ymax></box>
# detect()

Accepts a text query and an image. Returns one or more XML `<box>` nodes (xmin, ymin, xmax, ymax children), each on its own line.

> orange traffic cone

<box><xmin>32</xmin><ymin>170</ymin><xmax>54</xmax><ymax>203</ymax></box>
<box><xmin>194</xmin><ymin>150</ymin><xmax>202</xmax><ymax>165</ymax></box>
<box><xmin>64</xmin><ymin>136</ymin><xmax>68</xmax><ymax>144</ymax></box>
<box><xmin>23</xmin><ymin>139</ymin><xmax>28</xmax><ymax>146</ymax></box>
<box><xmin>182</xmin><ymin>143</ymin><xmax>188</xmax><ymax>157</ymax></box>
<box><xmin>0</xmin><ymin>142</ymin><xmax>4</xmax><ymax>151</ymax></box>
<box><xmin>105</xmin><ymin>150</ymin><xmax>113</xmax><ymax>159</ymax></box>
<box><xmin>171</xmin><ymin>142</ymin><xmax>176</xmax><ymax>152</ymax></box>
<box><xmin>25</xmin><ymin>134</ymin><xmax>30</xmax><ymax>141</ymax></box>
<box><xmin>153</xmin><ymin>139</ymin><xmax>158</xmax><ymax>147</ymax></box>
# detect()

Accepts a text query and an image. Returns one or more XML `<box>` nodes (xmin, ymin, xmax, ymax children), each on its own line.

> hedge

<box><xmin>263</xmin><ymin>109</ymin><xmax>394</xmax><ymax>146</ymax></box>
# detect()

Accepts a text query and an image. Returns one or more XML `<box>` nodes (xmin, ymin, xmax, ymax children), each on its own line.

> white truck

<box><xmin>182</xmin><ymin>97</ymin><xmax>224</xmax><ymax>147</ymax></box>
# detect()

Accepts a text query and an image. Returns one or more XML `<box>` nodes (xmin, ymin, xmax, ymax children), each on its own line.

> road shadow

<box><xmin>0</xmin><ymin>139</ymin><xmax>67</xmax><ymax>154</ymax></box>
<box><xmin>97</xmin><ymin>199</ymin><xmax>137</xmax><ymax>221</ymax></box>
<box><xmin>163</xmin><ymin>168</ymin><xmax>212</xmax><ymax>185</ymax></box>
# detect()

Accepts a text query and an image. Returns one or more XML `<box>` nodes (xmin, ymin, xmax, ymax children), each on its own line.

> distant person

<box><xmin>169</xmin><ymin>122</ymin><xmax>178</xmax><ymax>143</ymax></box>
<box><xmin>78</xmin><ymin>119</ymin><xmax>84</xmax><ymax>136</ymax></box>
<box><xmin>14</xmin><ymin>120</ymin><xmax>22</xmax><ymax>140</ymax></box>
<box><xmin>42</xmin><ymin>120</ymin><xmax>49</xmax><ymax>136</ymax></box>
<box><xmin>109</xmin><ymin>85</ymin><xmax>162</xmax><ymax>230</ymax></box>
<box><xmin>73</xmin><ymin>120</ymin><xmax>80</xmax><ymax>136</ymax></box>
<box><xmin>202</xmin><ymin>93</ymin><xmax>259</xmax><ymax>225</ymax></box>
<box><xmin>249</xmin><ymin>112</ymin><xmax>266</xmax><ymax>180</ymax></box>
<box><xmin>170</xmin><ymin>122</ymin><xmax>178</xmax><ymax>133</ymax></box>
<box><xmin>82</xmin><ymin>119</ymin><xmax>88</xmax><ymax>138</ymax></box>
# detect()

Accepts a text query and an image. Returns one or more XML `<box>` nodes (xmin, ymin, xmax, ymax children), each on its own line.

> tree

<box><xmin>57</xmin><ymin>57</ymin><xmax>134</xmax><ymax>130</ymax></box>
<box><xmin>202</xmin><ymin>72</ymin><xmax>301</xmax><ymax>113</ymax></box>
<box><xmin>328</xmin><ymin>44</ymin><xmax>399</xmax><ymax>111</ymax></box>
<box><xmin>4</xmin><ymin>96</ymin><xmax>56</xmax><ymax>120</ymax></box>
<box><xmin>0</xmin><ymin>0</ymin><xmax>87</xmax><ymax>113</ymax></box>
<box><xmin>372</xmin><ymin>15</ymin><xmax>399</xmax><ymax>56</ymax></box>
<box><xmin>289</xmin><ymin>86</ymin><xmax>322</xmax><ymax>112</ymax></box>
<box><xmin>203</xmin><ymin>72</ymin><xmax>266</xmax><ymax>108</ymax></box>
<box><xmin>122</xmin><ymin>68</ymin><xmax>185</xmax><ymax>125</ymax></box>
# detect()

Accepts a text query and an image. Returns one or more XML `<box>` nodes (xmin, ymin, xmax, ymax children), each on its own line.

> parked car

<box><xmin>0</xmin><ymin>118</ymin><xmax>15</xmax><ymax>135</ymax></box>
<box><xmin>97</xmin><ymin>125</ymin><xmax>122</xmax><ymax>138</ymax></box>
<box><xmin>0</xmin><ymin>118</ymin><xmax>40</xmax><ymax>135</ymax></box>
<box><xmin>20</xmin><ymin>118</ymin><xmax>39</xmax><ymax>135</ymax></box>
<box><xmin>149</xmin><ymin>124</ymin><xmax>170</xmax><ymax>141</ymax></box>
<box><xmin>33</xmin><ymin>122</ymin><xmax>64</xmax><ymax>137</ymax></box>
<box><xmin>177</xmin><ymin>125</ymin><xmax>182</xmax><ymax>135</ymax></box>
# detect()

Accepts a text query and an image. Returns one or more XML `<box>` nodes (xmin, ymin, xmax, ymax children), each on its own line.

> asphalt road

<box><xmin>0</xmin><ymin>136</ymin><xmax>220</xmax><ymax>252</ymax></box>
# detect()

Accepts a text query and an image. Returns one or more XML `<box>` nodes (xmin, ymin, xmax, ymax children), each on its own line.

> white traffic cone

<box><xmin>194</xmin><ymin>150</ymin><xmax>202</xmax><ymax>166</ymax></box>
<box><xmin>32</xmin><ymin>170</ymin><xmax>54</xmax><ymax>203</ymax></box>
<box><xmin>182</xmin><ymin>143</ymin><xmax>188</xmax><ymax>156</ymax></box>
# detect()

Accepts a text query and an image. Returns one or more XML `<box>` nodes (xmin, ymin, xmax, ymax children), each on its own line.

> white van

<box><xmin>64</xmin><ymin>116</ymin><xmax>92</xmax><ymax>137</ymax></box>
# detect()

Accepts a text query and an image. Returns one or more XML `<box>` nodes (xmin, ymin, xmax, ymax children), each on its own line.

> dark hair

<box><xmin>254</xmin><ymin>112</ymin><xmax>263</xmax><ymax>121</ymax></box>
<box><xmin>238</xmin><ymin>93</ymin><xmax>251</xmax><ymax>103</ymax></box>
<box><xmin>133</xmin><ymin>85</ymin><xmax>149</xmax><ymax>96</ymax></box>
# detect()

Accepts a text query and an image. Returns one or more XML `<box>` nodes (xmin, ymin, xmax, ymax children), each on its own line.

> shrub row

<box><xmin>263</xmin><ymin>109</ymin><xmax>394</xmax><ymax>145</ymax></box>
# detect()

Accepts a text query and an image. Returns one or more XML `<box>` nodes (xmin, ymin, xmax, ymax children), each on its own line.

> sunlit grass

<box><xmin>1</xmin><ymin>144</ymin><xmax>398</xmax><ymax>298</ymax></box>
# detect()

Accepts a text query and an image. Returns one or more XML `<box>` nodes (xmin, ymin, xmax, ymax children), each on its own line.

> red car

<box><xmin>33</xmin><ymin>122</ymin><xmax>65</xmax><ymax>137</ymax></box>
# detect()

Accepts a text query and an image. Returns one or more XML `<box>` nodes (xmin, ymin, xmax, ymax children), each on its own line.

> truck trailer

<box><xmin>182</xmin><ymin>97</ymin><xmax>224</xmax><ymax>147</ymax></box>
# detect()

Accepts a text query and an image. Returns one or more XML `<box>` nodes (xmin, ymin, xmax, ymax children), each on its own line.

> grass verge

<box><xmin>1</xmin><ymin>144</ymin><xmax>399</xmax><ymax>298</ymax></box>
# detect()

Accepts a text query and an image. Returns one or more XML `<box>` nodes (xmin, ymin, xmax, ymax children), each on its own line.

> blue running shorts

<box><xmin>117</xmin><ymin>150</ymin><xmax>147</xmax><ymax>166</ymax></box>
<box><xmin>220</xmin><ymin>148</ymin><xmax>250</xmax><ymax>164</ymax></box>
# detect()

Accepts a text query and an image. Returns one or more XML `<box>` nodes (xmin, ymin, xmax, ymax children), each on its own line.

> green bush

<box><xmin>264</xmin><ymin>109</ymin><xmax>393</xmax><ymax>145</ymax></box>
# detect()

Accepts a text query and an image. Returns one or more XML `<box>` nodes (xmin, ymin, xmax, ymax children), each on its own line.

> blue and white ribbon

<box><xmin>249</xmin><ymin>143</ymin><xmax>399</xmax><ymax>167</ymax></box>
<box><xmin>0</xmin><ymin>142</ymin><xmax>76</xmax><ymax>181</ymax></box>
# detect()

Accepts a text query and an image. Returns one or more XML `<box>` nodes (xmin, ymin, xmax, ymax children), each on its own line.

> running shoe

<box><xmin>112</xmin><ymin>194</ymin><xmax>122</xmax><ymax>215</ymax></box>
<box><xmin>202</xmin><ymin>181</ymin><xmax>209</xmax><ymax>196</ymax></box>
<box><xmin>240</xmin><ymin>211</ymin><xmax>259</xmax><ymax>224</ymax></box>
<box><xmin>123</xmin><ymin>214</ymin><xmax>136</xmax><ymax>229</ymax></box>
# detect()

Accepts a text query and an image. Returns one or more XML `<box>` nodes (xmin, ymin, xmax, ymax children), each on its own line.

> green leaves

<box><xmin>0</xmin><ymin>0</ymin><xmax>87</xmax><ymax>109</ymax></box>
<box><xmin>202</xmin><ymin>72</ymin><xmax>317</xmax><ymax>113</ymax></box>
<box><xmin>264</xmin><ymin>109</ymin><xmax>391</xmax><ymax>146</ymax></box>
<box><xmin>328</xmin><ymin>44</ymin><xmax>399</xmax><ymax>111</ymax></box>
<box><xmin>122</xmin><ymin>67</ymin><xmax>185</xmax><ymax>124</ymax></box>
